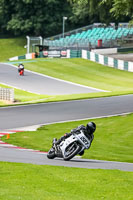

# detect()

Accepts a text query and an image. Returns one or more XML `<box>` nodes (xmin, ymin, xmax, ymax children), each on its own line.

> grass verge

<box><xmin>2</xmin><ymin>113</ymin><xmax>133</xmax><ymax>163</ymax></box>
<box><xmin>0</xmin><ymin>162</ymin><xmax>133</xmax><ymax>200</ymax></box>
<box><xmin>0</xmin><ymin>83</ymin><xmax>51</xmax><ymax>105</ymax></box>
<box><xmin>0</xmin><ymin>57</ymin><xmax>133</xmax><ymax>106</ymax></box>
<box><xmin>0</xmin><ymin>38</ymin><xmax>26</xmax><ymax>62</ymax></box>
<box><xmin>21</xmin><ymin>58</ymin><xmax>133</xmax><ymax>93</ymax></box>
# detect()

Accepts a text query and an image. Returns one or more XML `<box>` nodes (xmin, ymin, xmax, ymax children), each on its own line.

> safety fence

<box><xmin>8</xmin><ymin>53</ymin><xmax>36</xmax><ymax>61</ymax></box>
<box><xmin>8</xmin><ymin>49</ymin><xmax>133</xmax><ymax>72</ymax></box>
<box><xmin>0</xmin><ymin>88</ymin><xmax>14</xmax><ymax>102</ymax></box>
<box><xmin>81</xmin><ymin>50</ymin><xmax>133</xmax><ymax>72</ymax></box>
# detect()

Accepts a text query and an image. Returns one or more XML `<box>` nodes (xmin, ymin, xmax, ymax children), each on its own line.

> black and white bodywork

<box><xmin>47</xmin><ymin>122</ymin><xmax>96</xmax><ymax>161</ymax></box>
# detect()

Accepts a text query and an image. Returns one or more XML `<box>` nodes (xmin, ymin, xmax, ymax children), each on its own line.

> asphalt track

<box><xmin>0</xmin><ymin>94</ymin><xmax>133</xmax><ymax>130</ymax></box>
<box><xmin>0</xmin><ymin>147</ymin><xmax>133</xmax><ymax>171</ymax></box>
<box><xmin>0</xmin><ymin>63</ymin><xmax>133</xmax><ymax>171</ymax></box>
<box><xmin>0</xmin><ymin>63</ymin><xmax>105</xmax><ymax>95</ymax></box>
<box><xmin>0</xmin><ymin>95</ymin><xmax>133</xmax><ymax>171</ymax></box>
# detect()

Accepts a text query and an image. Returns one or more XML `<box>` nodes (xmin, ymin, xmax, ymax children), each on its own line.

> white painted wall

<box><xmin>82</xmin><ymin>50</ymin><xmax>87</xmax><ymax>59</ymax></box>
<box><xmin>118</xmin><ymin>60</ymin><xmax>124</xmax><ymax>70</ymax></box>
<box><xmin>108</xmin><ymin>57</ymin><xmax>114</xmax><ymax>67</ymax></box>
<box><xmin>90</xmin><ymin>52</ymin><xmax>95</xmax><ymax>61</ymax></box>
<box><xmin>92</xmin><ymin>48</ymin><xmax>117</xmax><ymax>55</ymax></box>
<box><xmin>128</xmin><ymin>62</ymin><xmax>133</xmax><ymax>72</ymax></box>
<box><xmin>99</xmin><ymin>54</ymin><xmax>104</xmax><ymax>65</ymax></box>
<box><xmin>67</xmin><ymin>50</ymin><xmax>70</xmax><ymax>58</ymax></box>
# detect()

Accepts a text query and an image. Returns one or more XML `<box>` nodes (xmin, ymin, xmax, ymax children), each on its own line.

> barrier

<box><xmin>82</xmin><ymin>50</ymin><xmax>133</xmax><ymax>72</ymax></box>
<box><xmin>8</xmin><ymin>48</ymin><xmax>133</xmax><ymax>73</ymax></box>
<box><xmin>0</xmin><ymin>88</ymin><xmax>14</xmax><ymax>102</ymax></box>
<box><xmin>70</xmin><ymin>50</ymin><xmax>82</xmax><ymax>58</ymax></box>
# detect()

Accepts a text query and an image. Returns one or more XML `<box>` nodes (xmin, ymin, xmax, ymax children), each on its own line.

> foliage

<box><xmin>0</xmin><ymin>0</ymin><xmax>71</xmax><ymax>36</ymax></box>
<box><xmin>101</xmin><ymin>0</ymin><xmax>132</xmax><ymax>24</ymax></box>
<box><xmin>110</xmin><ymin>0</ymin><xmax>133</xmax><ymax>24</ymax></box>
<box><xmin>67</xmin><ymin>0</ymin><xmax>115</xmax><ymax>24</ymax></box>
<box><xmin>68</xmin><ymin>0</ymin><xmax>133</xmax><ymax>25</ymax></box>
<box><xmin>0</xmin><ymin>0</ymin><xmax>133</xmax><ymax>36</ymax></box>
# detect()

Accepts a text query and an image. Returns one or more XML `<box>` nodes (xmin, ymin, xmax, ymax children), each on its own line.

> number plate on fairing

<box><xmin>80</xmin><ymin>136</ymin><xmax>89</xmax><ymax>145</ymax></box>
<box><xmin>78</xmin><ymin>131</ymin><xmax>90</xmax><ymax>148</ymax></box>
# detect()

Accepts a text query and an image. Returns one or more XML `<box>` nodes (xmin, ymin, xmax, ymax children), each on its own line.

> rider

<box><xmin>18</xmin><ymin>63</ymin><xmax>24</xmax><ymax>73</ymax></box>
<box><xmin>53</xmin><ymin>122</ymin><xmax>96</xmax><ymax>156</ymax></box>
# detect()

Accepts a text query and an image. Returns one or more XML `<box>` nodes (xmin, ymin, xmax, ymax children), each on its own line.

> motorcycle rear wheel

<box><xmin>63</xmin><ymin>142</ymin><xmax>81</xmax><ymax>161</ymax></box>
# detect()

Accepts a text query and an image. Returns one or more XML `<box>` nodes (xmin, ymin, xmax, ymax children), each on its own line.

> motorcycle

<box><xmin>19</xmin><ymin>68</ymin><xmax>24</xmax><ymax>76</ymax></box>
<box><xmin>18</xmin><ymin>64</ymin><xmax>24</xmax><ymax>76</ymax></box>
<box><xmin>47</xmin><ymin>130</ymin><xmax>91</xmax><ymax>161</ymax></box>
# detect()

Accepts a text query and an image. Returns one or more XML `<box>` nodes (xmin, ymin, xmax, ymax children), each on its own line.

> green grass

<box><xmin>0</xmin><ymin>57</ymin><xmax>132</xmax><ymax>106</ymax></box>
<box><xmin>0</xmin><ymin>38</ymin><xmax>26</xmax><ymax>61</ymax></box>
<box><xmin>0</xmin><ymin>162</ymin><xmax>133</xmax><ymax>200</ymax></box>
<box><xmin>2</xmin><ymin>113</ymin><xmax>133</xmax><ymax>163</ymax></box>
<box><xmin>0</xmin><ymin>38</ymin><xmax>133</xmax><ymax>106</ymax></box>
<box><xmin>22</xmin><ymin>58</ymin><xmax>133</xmax><ymax>92</ymax></box>
<box><xmin>0</xmin><ymin>83</ymin><xmax>50</xmax><ymax>105</ymax></box>
<box><xmin>0</xmin><ymin>38</ymin><xmax>133</xmax><ymax>199</ymax></box>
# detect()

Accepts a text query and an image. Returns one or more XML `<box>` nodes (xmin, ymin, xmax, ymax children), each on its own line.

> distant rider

<box><xmin>18</xmin><ymin>63</ymin><xmax>24</xmax><ymax>73</ymax></box>
<box><xmin>53</xmin><ymin>122</ymin><xmax>96</xmax><ymax>156</ymax></box>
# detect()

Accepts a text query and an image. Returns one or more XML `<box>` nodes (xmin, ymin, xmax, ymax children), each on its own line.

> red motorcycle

<box><xmin>19</xmin><ymin>69</ymin><xmax>24</xmax><ymax>76</ymax></box>
<box><xmin>18</xmin><ymin>64</ymin><xmax>24</xmax><ymax>76</ymax></box>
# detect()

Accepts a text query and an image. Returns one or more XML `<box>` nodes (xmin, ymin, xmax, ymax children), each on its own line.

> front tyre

<box><xmin>47</xmin><ymin>148</ymin><xmax>56</xmax><ymax>159</ymax></box>
<box><xmin>63</xmin><ymin>142</ymin><xmax>81</xmax><ymax>161</ymax></box>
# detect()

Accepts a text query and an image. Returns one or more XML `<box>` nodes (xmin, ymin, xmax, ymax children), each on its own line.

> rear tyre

<box><xmin>63</xmin><ymin>142</ymin><xmax>81</xmax><ymax>161</ymax></box>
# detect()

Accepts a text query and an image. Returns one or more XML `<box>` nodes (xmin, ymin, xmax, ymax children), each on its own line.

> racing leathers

<box><xmin>54</xmin><ymin>125</ymin><xmax>94</xmax><ymax>156</ymax></box>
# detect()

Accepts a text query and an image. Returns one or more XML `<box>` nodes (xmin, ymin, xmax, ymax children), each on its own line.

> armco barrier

<box><xmin>0</xmin><ymin>88</ymin><xmax>14</xmax><ymax>102</ymax></box>
<box><xmin>82</xmin><ymin>50</ymin><xmax>133</xmax><ymax>72</ymax></box>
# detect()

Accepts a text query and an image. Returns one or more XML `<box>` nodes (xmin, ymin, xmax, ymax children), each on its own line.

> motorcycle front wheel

<box><xmin>63</xmin><ymin>142</ymin><xmax>81</xmax><ymax>161</ymax></box>
<box><xmin>47</xmin><ymin>148</ymin><xmax>56</xmax><ymax>159</ymax></box>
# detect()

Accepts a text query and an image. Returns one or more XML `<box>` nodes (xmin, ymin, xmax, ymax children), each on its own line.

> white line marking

<box><xmin>0</xmin><ymin>81</ymin><xmax>41</xmax><ymax>95</ymax></box>
<box><xmin>1</xmin><ymin>62</ymin><xmax>109</xmax><ymax>92</ymax></box>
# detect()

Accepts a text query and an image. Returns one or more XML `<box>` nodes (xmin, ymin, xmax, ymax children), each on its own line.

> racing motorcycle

<box><xmin>19</xmin><ymin>68</ymin><xmax>24</xmax><ymax>76</ymax></box>
<box><xmin>47</xmin><ymin>130</ymin><xmax>91</xmax><ymax>161</ymax></box>
<box><xmin>18</xmin><ymin>64</ymin><xmax>24</xmax><ymax>76</ymax></box>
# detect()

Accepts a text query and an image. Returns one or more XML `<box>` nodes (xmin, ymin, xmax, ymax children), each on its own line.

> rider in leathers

<box><xmin>18</xmin><ymin>63</ymin><xmax>24</xmax><ymax>73</ymax></box>
<box><xmin>53</xmin><ymin>122</ymin><xmax>96</xmax><ymax>156</ymax></box>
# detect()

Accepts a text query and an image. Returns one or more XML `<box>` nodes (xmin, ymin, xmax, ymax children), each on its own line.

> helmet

<box><xmin>86</xmin><ymin>122</ymin><xmax>96</xmax><ymax>135</ymax></box>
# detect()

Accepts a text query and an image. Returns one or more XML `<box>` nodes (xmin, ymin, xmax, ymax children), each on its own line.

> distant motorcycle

<box><xmin>47</xmin><ymin>130</ymin><xmax>91</xmax><ymax>161</ymax></box>
<box><xmin>19</xmin><ymin>68</ymin><xmax>24</xmax><ymax>76</ymax></box>
<box><xmin>18</xmin><ymin>64</ymin><xmax>24</xmax><ymax>76</ymax></box>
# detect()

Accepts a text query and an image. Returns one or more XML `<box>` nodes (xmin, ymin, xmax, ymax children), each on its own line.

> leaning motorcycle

<box><xmin>47</xmin><ymin>130</ymin><xmax>91</xmax><ymax>161</ymax></box>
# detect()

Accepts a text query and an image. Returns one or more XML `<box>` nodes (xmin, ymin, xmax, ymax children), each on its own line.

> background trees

<box><xmin>0</xmin><ymin>0</ymin><xmax>72</xmax><ymax>37</ymax></box>
<box><xmin>68</xmin><ymin>0</ymin><xmax>132</xmax><ymax>25</ymax></box>
<box><xmin>0</xmin><ymin>0</ymin><xmax>132</xmax><ymax>37</ymax></box>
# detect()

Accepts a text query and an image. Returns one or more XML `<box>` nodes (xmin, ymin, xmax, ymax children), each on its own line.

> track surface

<box><xmin>0</xmin><ymin>147</ymin><xmax>133</xmax><ymax>171</ymax></box>
<box><xmin>0</xmin><ymin>95</ymin><xmax>133</xmax><ymax>171</ymax></box>
<box><xmin>0</xmin><ymin>63</ymin><xmax>133</xmax><ymax>171</ymax></box>
<box><xmin>0</xmin><ymin>63</ymin><xmax>104</xmax><ymax>95</ymax></box>
<box><xmin>0</xmin><ymin>94</ymin><xmax>133</xmax><ymax>130</ymax></box>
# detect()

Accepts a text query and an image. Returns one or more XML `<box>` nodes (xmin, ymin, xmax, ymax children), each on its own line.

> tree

<box><xmin>110</xmin><ymin>0</ymin><xmax>133</xmax><ymax>24</ymax></box>
<box><xmin>67</xmin><ymin>0</ymin><xmax>133</xmax><ymax>26</ymax></box>
<box><xmin>67</xmin><ymin>0</ymin><xmax>115</xmax><ymax>25</ymax></box>
<box><xmin>0</xmin><ymin>0</ymin><xmax>72</xmax><ymax>36</ymax></box>
<box><xmin>101</xmin><ymin>0</ymin><xmax>133</xmax><ymax>24</ymax></box>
